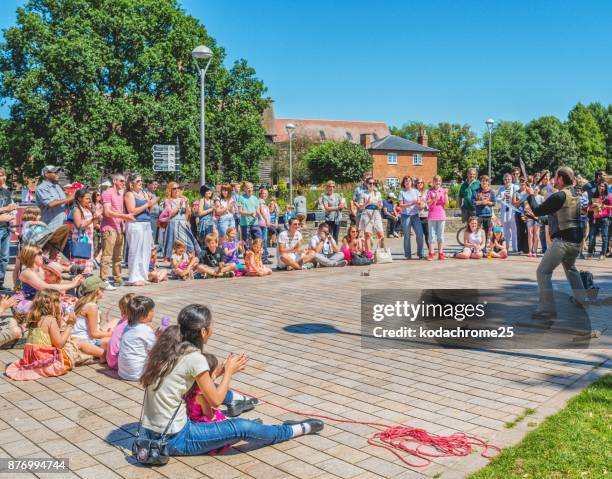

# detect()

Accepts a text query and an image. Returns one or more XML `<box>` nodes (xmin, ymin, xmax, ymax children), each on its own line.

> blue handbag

<box><xmin>70</xmin><ymin>229</ymin><xmax>92</xmax><ymax>259</ymax></box>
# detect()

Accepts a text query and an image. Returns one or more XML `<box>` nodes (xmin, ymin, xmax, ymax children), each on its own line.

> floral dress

<box><xmin>68</xmin><ymin>207</ymin><xmax>94</xmax><ymax>275</ymax></box>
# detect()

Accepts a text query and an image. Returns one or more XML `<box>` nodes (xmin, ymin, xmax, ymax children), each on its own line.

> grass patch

<box><xmin>470</xmin><ymin>374</ymin><xmax>611</xmax><ymax>479</ymax></box>
<box><xmin>504</xmin><ymin>407</ymin><xmax>536</xmax><ymax>429</ymax></box>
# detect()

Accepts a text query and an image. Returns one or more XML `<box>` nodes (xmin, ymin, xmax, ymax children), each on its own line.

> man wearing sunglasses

<box><xmin>35</xmin><ymin>165</ymin><xmax>74</xmax><ymax>231</ymax></box>
<box><xmin>100</xmin><ymin>173</ymin><xmax>135</xmax><ymax>289</ymax></box>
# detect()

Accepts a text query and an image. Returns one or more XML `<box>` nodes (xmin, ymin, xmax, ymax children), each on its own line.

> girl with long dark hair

<box><xmin>139</xmin><ymin>304</ymin><xmax>323</xmax><ymax>455</ymax></box>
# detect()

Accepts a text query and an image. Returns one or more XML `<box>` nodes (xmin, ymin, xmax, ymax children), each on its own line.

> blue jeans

<box><xmin>588</xmin><ymin>217</ymin><xmax>609</xmax><ymax>255</ymax></box>
<box><xmin>0</xmin><ymin>228</ymin><xmax>11</xmax><ymax>288</ymax></box>
<box><xmin>240</xmin><ymin>225</ymin><xmax>262</xmax><ymax>250</ymax></box>
<box><xmin>261</xmin><ymin>226</ymin><xmax>269</xmax><ymax>260</ymax></box>
<box><xmin>401</xmin><ymin>215</ymin><xmax>424</xmax><ymax>258</ymax></box>
<box><xmin>217</xmin><ymin>216</ymin><xmax>234</xmax><ymax>239</ymax></box>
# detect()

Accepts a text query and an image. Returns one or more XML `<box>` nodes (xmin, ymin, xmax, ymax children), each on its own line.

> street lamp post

<box><xmin>192</xmin><ymin>45</ymin><xmax>213</xmax><ymax>186</ymax></box>
<box><xmin>285</xmin><ymin>123</ymin><xmax>296</xmax><ymax>204</ymax></box>
<box><xmin>485</xmin><ymin>118</ymin><xmax>495</xmax><ymax>178</ymax></box>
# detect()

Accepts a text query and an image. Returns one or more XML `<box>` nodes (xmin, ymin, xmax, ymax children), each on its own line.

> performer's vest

<box><xmin>549</xmin><ymin>186</ymin><xmax>581</xmax><ymax>237</ymax></box>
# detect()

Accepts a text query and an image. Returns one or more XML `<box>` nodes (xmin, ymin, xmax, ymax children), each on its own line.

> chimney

<box><xmin>360</xmin><ymin>133</ymin><xmax>373</xmax><ymax>149</ymax></box>
<box><xmin>417</xmin><ymin>128</ymin><xmax>428</xmax><ymax>147</ymax></box>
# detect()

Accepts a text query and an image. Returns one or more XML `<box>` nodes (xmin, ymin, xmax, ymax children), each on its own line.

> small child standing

<box><xmin>171</xmin><ymin>240</ymin><xmax>199</xmax><ymax>280</ymax></box>
<box><xmin>197</xmin><ymin>234</ymin><xmax>236</xmax><ymax>278</ymax></box>
<box><xmin>490</xmin><ymin>225</ymin><xmax>508</xmax><ymax>259</ymax></box>
<box><xmin>426</xmin><ymin>175</ymin><xmax>448</xmax><ymax>260</ymax></box>
<box><xmin>148</xmin><ymin>247</ymin><xmax>168</xmax><ymax>283</ymax></box>
<box><xmin>118</xmin><ymin>296</ymin><xmax>156</xmax><ymax>381</ymax></box>
<box><xmin>245</xmin><ymin>238</ymin><xmax>273</xmax><ymax>276</ymax></box>
<box><xmin>475</xmin><ymin>175</ymin><xmax>496</xmax><ymax>252</ymax></box>
<box><xmin>456</xmin><ymin>216</ymin><xmax>484</xmax><ymax>259</ymax></box>
<box><xmin>105</xmin><ymin>293</ymin><xmax>136</xmax><ymax>370</ymax></box>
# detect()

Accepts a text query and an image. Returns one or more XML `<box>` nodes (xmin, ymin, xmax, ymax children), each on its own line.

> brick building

<box><xmin>363</xmin><ymin>128</ymin><xmax>439</xmax><ymax>189</ymax></box>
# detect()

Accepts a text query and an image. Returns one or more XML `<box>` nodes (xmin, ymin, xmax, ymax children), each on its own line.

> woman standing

<box><xmin>124</xmin><ymin>174</ymin><xmax>158</xmax><ymax>286</ymax></box>
<box><xmin>162</xmin><ymin>183</ymin><xmax>199</xmax><ymax>259</ymax></box>
<box><xmin>588</xmin><ymin>182</ymin><xmax>611</xmax><ymax>257</ymax></box>
<box><xmin>398</xmin><ymin>176</ymin><xmax>424</xmax><ymax>259</ymax></box>
<box><xmin>257</xmin><ymin>188</ymin><xmax>272</xmax><ymax>264</ymax></box>
<box><xmin>197</xmin><ymin>185</ymin><xmax>215</xmax><ymax>247</ymax></box>
<box><xmin>68</xmin><ymin>189</ymin><xmax>100</xmax><ymax>275</ymax></box>
<box><xmin>138</xmin><ymin>304</ymin><xmax>323</xmax><ymax>456</ymax></box>
<box><xmin>214</xmin><ymin>185</ymin><xmax>235</xmax><ymax>243</ymax></box>
<box><xmin>415</xmin><ymin>178</ymin><xmax>429</xmax><ymax>255</ymax></box>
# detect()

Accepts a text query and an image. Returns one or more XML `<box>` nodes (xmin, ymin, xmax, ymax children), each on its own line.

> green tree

<box><xmin>586</xmin><ymin>102</ymin><xmax>612</xmax><ymax>171</ymax></box>
<box><xmin>391</xmin><ymin>121</ymin><xmax>481</xmax><ymax>180</ymax></box>
<box><xmin>304</xmin><ymin>141</ymin><xmax>372</xmax><ymax>184</ymax></box>
<box><xmin>567</xmin><ymin>103</ymin><xmax>607</xmax><ymax>178</ymax></box>
<box><xmin>0</xmin><ymin>0</ymin><xmax>270</xmax><ymax>183</ymax></box>
<box><xmin>524</xmin><ymin>116</ymin><xmax>579</xmax><ymax>174</ymax></box>
<box><xmin>482</xmin><ymin>121</ymin><xmax>527</xmax><ymax>181</ymax></box>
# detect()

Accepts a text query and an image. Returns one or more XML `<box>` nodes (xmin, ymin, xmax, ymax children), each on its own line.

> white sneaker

<box><xmin>106</xmin><ymin>283</ymin><xmax>117</xmax><ymax>291</ymax></box>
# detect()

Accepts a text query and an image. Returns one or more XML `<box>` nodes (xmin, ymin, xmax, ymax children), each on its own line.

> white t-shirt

<box><xmin>118</xmin><ymin>323</ymin><xmax>157</xmax><ymax>381</ymax></box>
<box><xmin>278</xmin><ymin>230</ymin><xmax>302</xmax><ymax>250</ymax></box>
<box><xmin>399</xmin><ymin>189</ymin><xmax>419</xmax><ymax>216</ymax></box>
<box><xmin>143</xmin><ymin>351</ymin><xmax>209</xmax><ymax>434</ymax></box>
<box><xmin>310</xmin><ymin>234</ymin><xmax>332</xmax><ymax>256</ymax></box>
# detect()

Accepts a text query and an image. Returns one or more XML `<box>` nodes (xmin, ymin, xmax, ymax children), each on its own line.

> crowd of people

<box><xmin>0</xmin><ymin>162</ymin><xmax>609</xmax><ymax>458</ymax></box>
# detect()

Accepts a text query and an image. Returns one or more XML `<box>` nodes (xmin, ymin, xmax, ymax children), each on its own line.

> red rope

<box><xmin>234</xmin><ymin>388</ymin><xmax>500</xmax><ymax>468</ymax></box>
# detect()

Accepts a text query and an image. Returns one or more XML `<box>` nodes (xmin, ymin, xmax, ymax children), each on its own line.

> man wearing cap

<box><xmin>35</xmin><ymin>165</ymin><xmax>74</xmax><ymax>230</ymax></box>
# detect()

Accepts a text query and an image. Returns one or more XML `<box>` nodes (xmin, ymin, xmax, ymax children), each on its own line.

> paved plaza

<box><xmin>0</xmin><ymin>237</ymin><xmax>610</xmax><ymax>479</ymax></box>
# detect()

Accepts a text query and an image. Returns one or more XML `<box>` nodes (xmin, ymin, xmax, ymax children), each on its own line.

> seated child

<box><xmin>105</xmin><ymin>293</ymin><xmax>135</xmax><ymax>370</ymax></box>
<box><xmin>245</xmin><ymin>238</ymin><xmax>272</xmax><ymax>276</ymax></box>
<box><xmin>6</xmin><ymin>289</ymin><xmax>76</xmax><ymax>380</ymax></box>
<box><xmin>71</xmin><ymin>276</ymin><xmax>116</xmax><ymax>360</ymax></box>
<box><xmin>455</xmin><ymin>216</ymin><xmax>484</xmax><ymax>259</ymax></box>
<box><xmin>118</xmin><ymin>296</ymin><xmax>156</xmax><ymax>381</ymax></box>
<box><xmin>197</xmin><ymin>233</ymin><xmax>236</xmax><ymax>278</ymax></box>
<box><xmin>185</xmin><ymin>352</ymin><xmax>227</xmax><ymax>424</ymax></box>
<box><xmin>171</xmin><ymin>240</ymin><xmax>198</xmax><ymax>280</ymax></box>
<box><xmin>148</xmin><ymin>247</ymin><xmax>168</xmax><ymax>283</ymax></box>
<box><xmin>490</xmin><ymin>225</ymin><xmax>508</xmax><ymax>259</ymax></box>
<box><xmin>222</xmin><ymin>227</ymin><xmax>245</xmax><ymax>272</ymax></box>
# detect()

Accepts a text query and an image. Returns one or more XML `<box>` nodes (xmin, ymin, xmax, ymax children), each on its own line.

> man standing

<box><xmin>237</xmin><ymin>182</ymin><xmax>261</xmax><ymax>250</ymax></box>
<box><xmin>459</xmin><ymin>168</ymin><xmax>480</xmax><ymax>223</ymax></box>
<box><xmin>100</xmin><ymin>173</ymin><xmax>134</xmax><ymax>289</ymax></box>
<box><xmin>526</xmin><ymin>167</ymin><xmax>585</xmax><ymax>320</ymax></box>
<box><xmin>35</xmin><ymin>165</ymin><xmax>74</xmax><ymax>230</ymax></box>
<box><xmin>0</xmin><ymin>168</ymin><xmax>18</xmax><ymax>290</ymax></box>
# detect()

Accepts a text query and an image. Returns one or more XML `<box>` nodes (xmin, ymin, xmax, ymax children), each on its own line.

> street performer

<box><xmin>525</xmin><ymin>166</ymin><xmax>586</xmax><ymax>320</ymax></box>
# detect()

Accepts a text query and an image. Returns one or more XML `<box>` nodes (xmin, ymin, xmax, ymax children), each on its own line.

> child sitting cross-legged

<box><xmin>197</xmin><ymin>233</ymin><xmax>236</xmax><ymax>278</ymax></box>
<box><xmin>490</xmin><ymin>225</ymin><xmax>508</xmax><ymax>259</ymax></box>
<box><xmin>455</xmin><ymin>216</ymin><xmax>484</xmax><ymax>259</ymax></box>
<box><xmin>171</xmin><ymin>240</ymin><xmax>198</xmax><ymax>280</ymax></box>
<box><xmin>105</xmin><ymin>293</ymin><xmax>135</xmax><ymax>370</ymax></box>
<box><xmin>118</xmin><ymin>296</ymin><xmax>157</xmax><ymax>381</ymax></box>
<box><xmin>221</xmin><ymin>227</ymin><xmax>245</xmax><ymax>273</ymax></box>
<box><xmin>245</xmin><ymin>238</ymin><xmax>273</xmax><ymax>276</ymax></box>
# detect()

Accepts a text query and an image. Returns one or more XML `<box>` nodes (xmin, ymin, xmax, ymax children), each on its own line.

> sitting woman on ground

<box><xmin>341</xmin><ymin>226</ymin><xmax>371</xmax><ymax>264</ymax></box>
<box><xmin>455</xmin><ymin>216</ymin><xmax>484</xmax><ymax>259</ymax></box>
<box><xmin>5</xmin><ymin>289</ymin><xmax>76</xmax><ymax>381</ymax></box>
<box><xmin>71</xmin><ymin>276</ymin><xmax>116</xmax><ymax>361</ymax></box>
<box><xmin>138</xmin><ymin>304</ymin><xmax>323</xmax><ymax>456</ymax></box>
<box><xmin>14</xmin><ymin>246</ymin><xmax>84</xmax><ymax>321</ymax></box>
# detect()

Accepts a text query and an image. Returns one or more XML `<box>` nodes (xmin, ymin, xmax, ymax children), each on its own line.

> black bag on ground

<box><xmin>351</xmin><ymin>252</ymin><xmax>372</xmax><ymax>266</ymax></box>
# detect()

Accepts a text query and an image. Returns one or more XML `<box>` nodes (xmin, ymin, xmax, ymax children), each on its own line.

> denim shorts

<box><xmin>428</xmin><ymin>220</ymin><xmax>446</xmax><ymax>243</ymax></box>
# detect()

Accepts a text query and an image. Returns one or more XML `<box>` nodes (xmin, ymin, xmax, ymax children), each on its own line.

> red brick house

<box><xmin>363</xmin><ymin>128</ymin><xmax>439</xmax><ymax>189</ymax></box>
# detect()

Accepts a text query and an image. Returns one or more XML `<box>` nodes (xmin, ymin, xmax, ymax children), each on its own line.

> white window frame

<box><xmin>387</xmin><ymin>152</ymin><xmax>398</xmax><ymax>165</ymax></box>
<box><xmin>413</xmin><ymin>153</ymin><xmax>423</xmax><ymax>166</ymax></box>
<box><xmin>385</xmin><ymin>177</ymin><xmax>400</xmax><ymax>189</ymax></box>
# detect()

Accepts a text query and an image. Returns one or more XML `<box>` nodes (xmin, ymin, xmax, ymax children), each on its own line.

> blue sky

<box><xmin>2</xmin><ymin>0</ymin><xmax>612</xmax><ymax>132</ymax></box>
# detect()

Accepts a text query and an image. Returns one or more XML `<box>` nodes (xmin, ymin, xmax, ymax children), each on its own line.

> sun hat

<box><xmin>78</xmin><ymin>276</ymin><xmax>110</xmax><ymax>296</ymax></box>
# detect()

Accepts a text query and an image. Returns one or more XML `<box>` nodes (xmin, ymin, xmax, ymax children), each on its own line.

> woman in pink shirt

<box><xmin>426</xmin><ymin>175</ymin><xmax>448</xmax><ymax>260</ymax></box>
